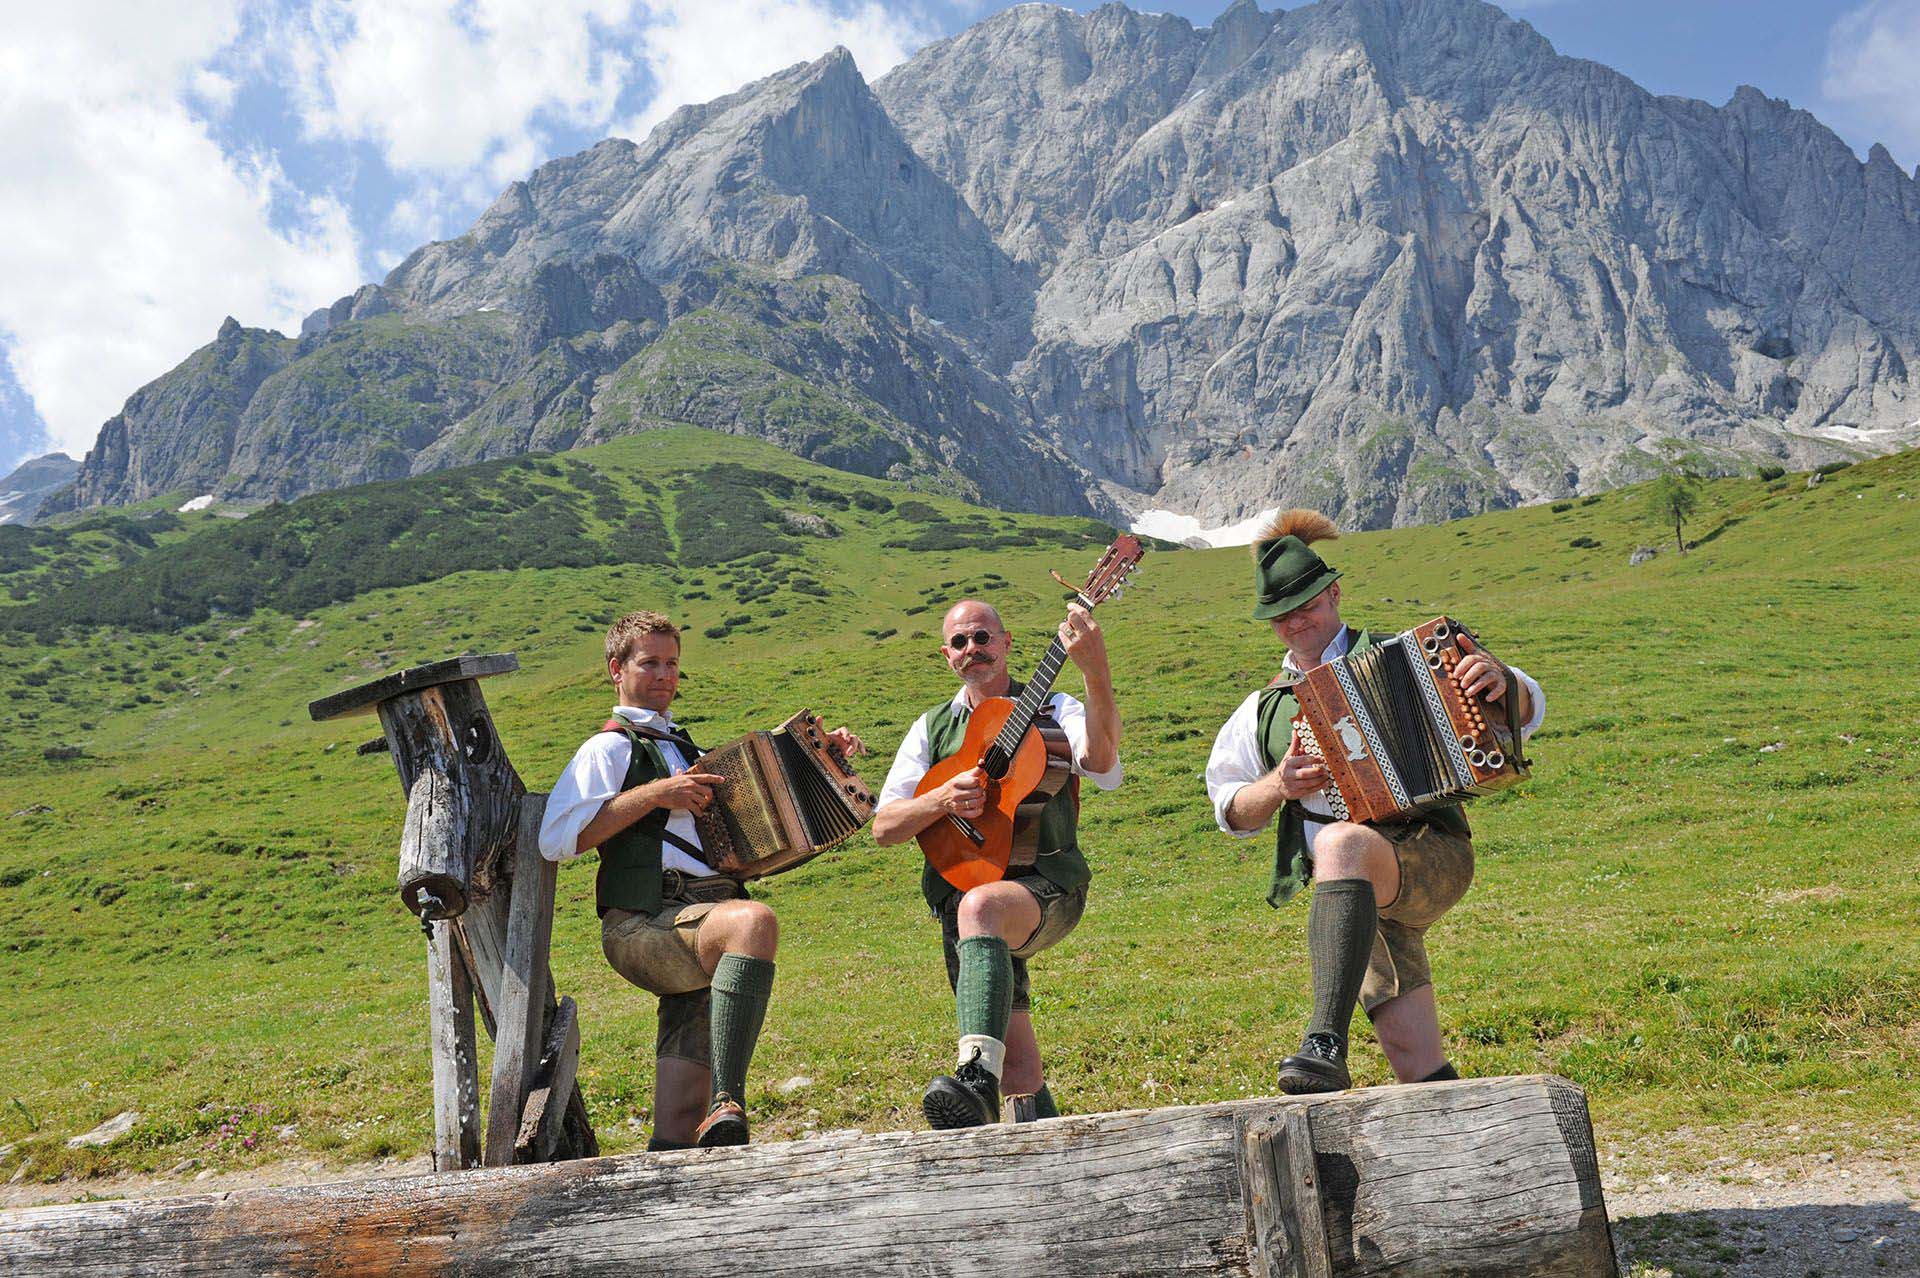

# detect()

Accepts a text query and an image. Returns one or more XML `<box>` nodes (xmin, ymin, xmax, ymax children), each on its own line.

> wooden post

<box><xmin>310</xmin><ymin>653</ymin><xmax>524</xmax><ymax>919</ymax></box>
<box><xmin>309</xmin><ymin>657</ymin><xmax>595</xmax><ymax>1167</ymax></box>
<box><xmin>426</xmin><ymin>922</ymin><xmax>482</xmax><ymax>1171</ymax></box>
<box><xmin>483</xmin><ymin>796</ymin><xmax>559</xmax><ymax>1166</ymax></box>
<box><xmin>2</xmin><ymin>1077</ymin><xmax>1619</xmax><ymax>1277</ymax></box>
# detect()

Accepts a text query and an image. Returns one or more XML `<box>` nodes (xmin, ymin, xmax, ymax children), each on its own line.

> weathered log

<box><xmin>309</xmin><ymin>656</ymin><xmax>524</xmax><ymax>919</ymax></box>
<box><xmin>0</xmin><ymin>1076</ymin><xmax>1617</xmax><ymax>1277</ymax></box>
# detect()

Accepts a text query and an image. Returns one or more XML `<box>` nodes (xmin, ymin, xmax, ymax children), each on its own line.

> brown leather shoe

<box><xmin>694</xmin><ymin>1096</ymin><xmax>748</xmax><ymax>1148</ymax></box>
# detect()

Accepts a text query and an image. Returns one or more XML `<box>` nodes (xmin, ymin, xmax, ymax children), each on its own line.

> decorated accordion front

<box><xmin>1290</xmin><ymin>617</ymin><xmax>1529</xmax><ymax>825</ymax></box>
<box><xmin>693</xmin><ymin>710</ymin><xmax>876</xmax><ymax>880</ymax></box>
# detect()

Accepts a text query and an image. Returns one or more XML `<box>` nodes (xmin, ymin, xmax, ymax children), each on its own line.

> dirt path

<box><xmin>7</xmin><ymin>1146</ymin><xmax>1917</xmax><ymax>1275</ymax></box>
<box><xmin>1608</xmin><ymin>1153</ymin><xmax>1920</xmax><ymax>1277</ymax></box>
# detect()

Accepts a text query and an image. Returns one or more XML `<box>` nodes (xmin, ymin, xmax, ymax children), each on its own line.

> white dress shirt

<box><xmin>538</xmin><ymin>704</ymin><xmax>715</xmax><ymax>874</ymax></box>
<box><xmin>1205</xmin><ymin>627</ymin><xmax>1545</xmax><ymax>857</ymax></box>
<box><xmin>876</xmin><ymin>687</ymin><xmax>1124</xmax><ymax>810</ymax></box>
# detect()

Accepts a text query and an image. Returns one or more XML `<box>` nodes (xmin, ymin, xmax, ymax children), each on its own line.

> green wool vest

<box><xmin>917</xmin><ymin>682</ymin><xmax>1089</xmax><ymax>911</ymax></box>
<box><xmin>1255</xmin><ymin>628</ymin><xmax>1471</xmax><ymax>907</ymax></box>
<box><xmin>594</xmin><ymin>726</ymin><xmax>675</xmax><ymax>917</ymax></box>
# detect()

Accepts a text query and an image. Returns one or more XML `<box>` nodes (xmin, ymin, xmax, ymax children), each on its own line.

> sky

<box><xmin>2</xmin><ymin>0</ymin><xmax>1917</xmax><ymax>477</ymax></box>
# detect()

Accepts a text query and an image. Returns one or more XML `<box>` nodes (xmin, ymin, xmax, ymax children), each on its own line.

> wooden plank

<box><xmin>426</xmin><ymin>925</ymin><xmax>482</xmax><ymax>1171</ymax></box>
<box><xmin>514</xmin><ymin>996</ymin><xmax>581</xmax><ymax>1164</ymax></box>
<box><xmin>1</xmin><ymin>1078</ymin><xmax>1617</xmax><ymax>1278</ymax></box>
<box><xmin>454</xmin><ymin>795</ymin><xmax>593</xmax><ymax>1161</ymax></box>
<box><xmin>1274</xmin><ymin>1109</ymin><xmax>1332</xmax><ymax>1278</ymax></box>
<box><xmin>308</xmin><ymin>654</ymin><xmax>519</xmax><ymax>721</ymax></box>
<box><xmin>483</xmin><ymin>797</ymin><xmax>557</xmax><ymax>1165</ymax></box>
<box><xmin>1003</xmin><ymin>1094</ymin><xmax>1038</xmax><ymax>1124</ymax></box>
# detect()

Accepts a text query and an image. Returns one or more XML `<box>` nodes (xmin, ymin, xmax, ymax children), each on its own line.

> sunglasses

<box><xmin>946</xmin><ymin>629</ymin><xmax>997</xmax><ymax>651</ymax></box>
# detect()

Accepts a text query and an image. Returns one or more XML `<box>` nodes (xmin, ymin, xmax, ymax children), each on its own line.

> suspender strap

<box><xmin>600</xmin><ymin>718</ymin><xmax>711</xmax><ymax>861</ymax></box>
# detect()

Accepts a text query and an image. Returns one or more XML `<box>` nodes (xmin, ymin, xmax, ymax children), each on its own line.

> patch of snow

<box><xmin>1132</xmin><ymin>506</ymin><xmax>1278</xmax><ymax>548</ymax></box>
<box><xmin>178</xmin><ymin>494</ymin><xmax>215</xmax><ymax>512</ymax></box>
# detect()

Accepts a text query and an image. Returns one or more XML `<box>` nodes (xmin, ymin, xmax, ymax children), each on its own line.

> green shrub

<box><xmin>851</xmin><ymin>491</ymin><xmax>893</xmax><ymax>512</ymax></box>
<box><xmin>1755</xmin><ymin>464</ymin><xmax>1786</xmax><ymax>481</ymax></box>
<box><xmin>1569</xmin><ymin>536</ymin><xmax>1600</xmax><ymax>549</ymax></box>
<box><xmin>1815</xmin><ymin>460</ymin><xmax>1853</xmax><ymax>476</ymax></box>
<box><xmin>1550</xmin><ymin>501</ymin><xmax>1574</xmax><ymax>513</ymax></box>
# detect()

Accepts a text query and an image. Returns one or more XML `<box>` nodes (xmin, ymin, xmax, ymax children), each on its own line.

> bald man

<box><xmin>872</xmin><ymin>599</ymin><xmax>1123</xmax><ymax>1128</ymax></box>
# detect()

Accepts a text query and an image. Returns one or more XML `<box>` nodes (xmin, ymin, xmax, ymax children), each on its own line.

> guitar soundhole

<box><xmin>981</xmin><ymin>744</ymin><xmax>1010</xmax><ymax>779</ymax></box>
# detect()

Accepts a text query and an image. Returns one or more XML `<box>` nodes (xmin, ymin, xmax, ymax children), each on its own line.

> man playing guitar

<box><xmin>872</xmin><ymin>598</ymin><xmax>1123</xmax><ymax>1128</ymax></box>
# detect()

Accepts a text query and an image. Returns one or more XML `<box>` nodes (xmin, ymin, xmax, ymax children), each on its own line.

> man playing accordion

<box><xmin>1205</xmin><ymin>512</ymin><xmax>1544</xmax><ymax>1093</ymax></box>
<box><xmin>538</xmin><ymin>610</ymin><xmax>862</xmax><ymax>1148</ymax></box>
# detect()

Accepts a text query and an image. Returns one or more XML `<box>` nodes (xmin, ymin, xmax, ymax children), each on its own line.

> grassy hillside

<box><xmin>1</xmin><ymin>430</ymin><xmax>1915</xmax><ymax>1189</ymax></box>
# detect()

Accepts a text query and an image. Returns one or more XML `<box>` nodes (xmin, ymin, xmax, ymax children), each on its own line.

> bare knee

<box><xmin>956</xmin><ymin>882</ymin><xmax>1033</xmax><ymax>942</ymax></box>
<box><xmin>708</xmin><ymin>899</ymin><xmax>778</xmax><ymax>959</ymax></box>
<box><xmin>1313</xmin><ymin>823</ymin><xmax>1396</xmax><ymax>904</ymax></box>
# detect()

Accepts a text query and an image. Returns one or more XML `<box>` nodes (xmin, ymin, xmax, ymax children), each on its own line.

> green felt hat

<box><xmin>1249</xmin><ymin>534</ymin><xmax>1341</xmax><ymax>620</ymax></box>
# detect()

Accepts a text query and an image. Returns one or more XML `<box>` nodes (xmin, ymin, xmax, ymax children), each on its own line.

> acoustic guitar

<box><xmin>914</xmin><ymin>535</ymin><xmax>1144</xmax><ymax>890</ymax></box>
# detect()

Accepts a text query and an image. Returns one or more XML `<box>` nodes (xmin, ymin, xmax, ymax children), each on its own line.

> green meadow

<box><xmin>1</xmin><ymin>428</ymin><xmax>1915</xmax><ymax>1186</ymax></box>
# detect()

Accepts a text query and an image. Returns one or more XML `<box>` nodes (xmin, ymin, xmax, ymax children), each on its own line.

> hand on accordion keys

<box><xmin>824</xmin><ymin>726</ymin><xmax>866</xmax><ymax>758</ymax></box>
<box><xmin>648</xmin><ymin>769</ymin><xmax>727</xmax><ymax>814</ymax></box>
<box><xmin>1275</xmin><ymin>729</ymin><xmax>1330</xmax><ymax>802</ymax></box>
<box><xmin>1453</xmin><ymin>650</ymin><xmax>1509</xmax><ymax>702</ymax></box>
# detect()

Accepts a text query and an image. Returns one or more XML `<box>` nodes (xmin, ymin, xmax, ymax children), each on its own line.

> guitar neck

<box><xmin>991</xmin><ymin>634</ymin><xmax>1072</xmax><ymax>757</ymax></box>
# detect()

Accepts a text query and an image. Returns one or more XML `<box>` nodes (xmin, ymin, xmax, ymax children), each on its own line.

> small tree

<box><xmin>1643</xmin><ymin>442</ymin><xmax>1705</xmax><ymax>554</ymax></box>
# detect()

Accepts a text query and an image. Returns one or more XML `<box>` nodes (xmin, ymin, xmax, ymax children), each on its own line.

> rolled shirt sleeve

<box><xmin>875</xmin><ymin>714</ymin><xmax>936</xmax><ymax>811</ymax></box>
<box><xmin>538</xmin><ymin>732</ymin><xmax>631</xmax><ymax>862</ymax></box>
<box><xmin>1046</xmin><ymin>692</ymin><xmax>1122</xmax><ymax>791</ymax></box>
<box><xmin>1206</xmin><ymin>691</ymin><xmax>1269</xmax><ymax>837</ymax></box>
<box><xmin>1508</xmin><ymin>663</ymin><xmax>1546</xmax><ymax>739</ymax></box>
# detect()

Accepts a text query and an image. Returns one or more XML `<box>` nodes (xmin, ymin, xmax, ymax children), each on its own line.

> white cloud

<box><xmin>620</xmin><ymin>0</ymin><xmax>931</xmax><ymax>141</ymax></box>
<box><xmin>291</xmin><ymin>0</ymin><xmax>643</xmax><ymax>174</ymax></box>
<box><xmin>0</xmin><ymin>1</ymin><xmax>364</xmax><ymax>460</ymax></box>
<box><xmin>1823</xmin><ymin>0</ymin><xmax>1920</xmax><ymax>168</ymax></box>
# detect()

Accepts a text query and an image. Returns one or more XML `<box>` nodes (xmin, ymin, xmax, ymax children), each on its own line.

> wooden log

<box><xmin>483</xmin><ymin>797</ymin><xmax>558</xmax><ymax>1166</ymax></box>
<box><xmin>514</xmin><ymin>997</ymin><xmax>581</xmax><ymax>1164</ymax></box>
<box><xmin>425</xmin><ymin>924</ymin><xmax>481</xmax><ymax>1172</ymax></box>
<box><xmin>1003</xmin><ymin>1093</ymin><xmax>1038</xmax><ymax>1123</ymax></box>
<box><xmin>0</xmin><ymin>1076</ymin><xmax>1617</xmax><ymax>1277</ymax></box>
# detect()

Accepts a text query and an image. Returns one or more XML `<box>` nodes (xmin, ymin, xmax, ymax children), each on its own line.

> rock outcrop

<box><xmin>43</xmin><ymin>0</ymin><xmax>1920</xmax><ymax>528</ymax></box>
<box><xmin>0</xmin><ymin>453</ymin><xmax>79</xmax><ymax>525</ymax></box>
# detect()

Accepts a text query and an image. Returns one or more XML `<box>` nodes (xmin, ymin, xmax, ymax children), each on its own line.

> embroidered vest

<box><xmin>1254</xmin><ymin>628</ymin><xmax>1471</xmax><ymax>907</ymax></box>
<box><xmin>916</xmin><ymin>682</ymin><xmax>1089</xmax><ymax>910</ymax></box>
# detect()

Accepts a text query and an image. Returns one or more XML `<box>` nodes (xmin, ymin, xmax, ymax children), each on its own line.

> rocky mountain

<box><xmin>42</xmin><ymin>0</ymin><xmax>1920</xmax><ymax>528</ymax></box>
<box><xmin>0</xmin><ymin>453</ymin><xmax>79</xmax><ymax>525</ymax></box>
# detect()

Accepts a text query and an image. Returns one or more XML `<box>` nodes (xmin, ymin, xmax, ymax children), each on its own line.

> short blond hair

<box><xmin>605</xmin><ymin>610</ymin><xmax>680</xmax><ymax>667</ymax></box>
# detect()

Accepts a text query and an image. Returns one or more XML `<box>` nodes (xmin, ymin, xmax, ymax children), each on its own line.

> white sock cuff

<box><xmin>957</xmin><ymin>1033</ymin><xmax>1006</xmax><ymax>1079</ymax></box>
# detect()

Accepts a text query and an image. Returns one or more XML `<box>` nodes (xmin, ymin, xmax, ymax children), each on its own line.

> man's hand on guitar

<box><xmin>1058</xmin><ymin>602</ymin><xmax>1110</xmax><ymax>679</ymax></box>
<box><xmin>932</xmin><ymin>766</ymin><xmax>987</xmax><ymax>820</ymax></box>
<box><xmin>646</xmin><ymin>770</ymin><xmax>726</xmax><ymax>814</ymax></box>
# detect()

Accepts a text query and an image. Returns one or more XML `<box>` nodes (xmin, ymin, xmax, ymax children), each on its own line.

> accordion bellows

<box><xmin>1290</xmin><ymin>617</ymin><xmax>1530</xmax><ymax>825</ymax></box>
<box><xmin>693</xmin><ymin>711</ymin><xmax>876</xmax><ymax>879</ymax></box>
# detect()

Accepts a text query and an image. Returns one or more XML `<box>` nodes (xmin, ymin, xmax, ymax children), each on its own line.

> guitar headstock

<box><xmin>1075</xmin><ymin>533</ymin><xmax>1144</xmax><ymax>607</ymax></box>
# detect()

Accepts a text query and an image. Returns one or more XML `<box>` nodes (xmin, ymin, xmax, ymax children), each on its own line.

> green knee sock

<box><xmin>1305</xmin><ymin>878</ymin><xmax>1377</xmax><ymax>1044</ymax></box>
<box><xmin>955</xmin><ymin>935</ymin><xmax>1013</xmax><ymax>1069</ymax></box>
<box><xmin>1033</xmin><ymin>1083</ymin><xmax>1060</xmax><ymax>1120</ymax></box>
<box><xmin>709</xmin><ymin>953</ymin><xmax>776</xmax><ymax>1105</ymax></box>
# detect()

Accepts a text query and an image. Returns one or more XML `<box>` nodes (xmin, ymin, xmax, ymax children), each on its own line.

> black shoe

<box><xmin>922</xmin><ymin>1050</ymin><xmax>1002</xmax><ymax>1130</ymax></box>
<box><xmin>1276</xmin><ymin>1032</ymin><xmax>1351</xmax><ymax>1094</ymax></box>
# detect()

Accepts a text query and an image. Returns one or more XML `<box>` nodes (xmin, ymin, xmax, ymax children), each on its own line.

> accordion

<box><xmin>692</xmin><ymin>710</ymin><xmax>876</xmax><ymax>879</ymax></box>
<box><xmin>1289</xmin><ymin>617</ymin><xmax>1530</xmax><ymax>825</ymax></box>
